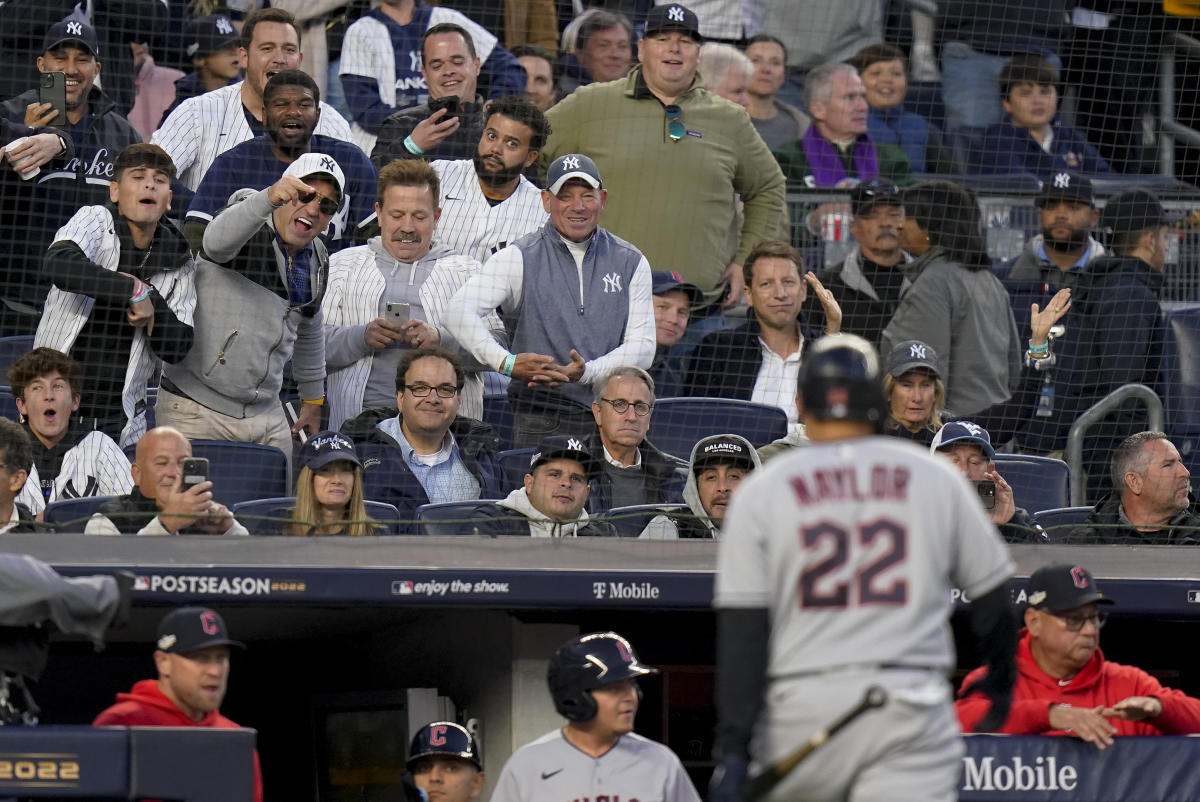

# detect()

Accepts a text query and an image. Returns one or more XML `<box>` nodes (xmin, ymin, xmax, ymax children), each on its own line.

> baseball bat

<box><xmin>742</xmin><ymin>685</ymin><xmax>888</xmax><ymax>801</ymax></box>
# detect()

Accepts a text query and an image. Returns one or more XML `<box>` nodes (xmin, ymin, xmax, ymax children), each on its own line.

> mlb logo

<box><xmin>392</xmin><ymin>580</ymin><xmax>414</xmax><ymax>595</ymax></box>
<box><xmin>134</xmin><ymin>575</ymin><xmax>150</xmax><ymax>591</ymax></box>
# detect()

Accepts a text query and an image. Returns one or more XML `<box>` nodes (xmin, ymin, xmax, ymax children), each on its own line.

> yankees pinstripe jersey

<box><xmin>431</xmin><ymin>159</ymin><xmax>548</xmax><ymax>264</ymax></box>
<box><xmin>490</xmin><ymin>729</ymin><xmax>701</xmax><ymax>802</ymax></box>
<box><xmin>17</xmin><ymin>430</ymin><xmax>133</xmax><ymax>516</ymax></box>
<box><xmin>152</xmin><ymin>81</ymin><xmax>352</xmax><ymax>191</ymax></box>
<box><xmin>36</xmin><ymin>206</ymin><xmax>197</xmax><ymax>447</ymax></box>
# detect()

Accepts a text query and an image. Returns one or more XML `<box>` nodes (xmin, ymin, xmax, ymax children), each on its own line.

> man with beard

<box><xmin>185</xmin><ymin>70</ymin><xmax>376</xmax><ymax>252</ymax></box>
<box><xmin>430</xmin><ymin>94</ymin><xmax>549</xmax><ymax>265</ymax></box>
<box><xmin>999</xmin><ymin>172</ymin><xmax>1106</xmax><ymax>282</ymax></box>
<box><xmin>153</xmin><ymin>8</ymin><xmax>352</xmax><ymax>193</ymax></box>
<box><xmin>323</xmin><ymin>159</ymin><xmax>504</xmax><ymax>427</ymax></box>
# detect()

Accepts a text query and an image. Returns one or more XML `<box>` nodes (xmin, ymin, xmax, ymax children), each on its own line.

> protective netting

<box><xmin>1</xmin><ymin>0</ymin><xmax>1199</xmax><ymax>544</ymax></box>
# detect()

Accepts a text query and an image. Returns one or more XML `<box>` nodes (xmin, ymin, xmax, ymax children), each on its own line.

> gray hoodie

<box><xmin>640</xmin><ymin>434</ymin><xmax>762</xmax><ymax>540</ymax></box>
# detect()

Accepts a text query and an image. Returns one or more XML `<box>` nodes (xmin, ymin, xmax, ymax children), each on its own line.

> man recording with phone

<box><xmin>85</xmin><ymin>426</ymin><xmax>246</xmax><ymax>536</ymax></box>
<box><xmin>931</xmin><ymin>420</ymin><xmax>1043</xmax><ymax>543</ymax></box>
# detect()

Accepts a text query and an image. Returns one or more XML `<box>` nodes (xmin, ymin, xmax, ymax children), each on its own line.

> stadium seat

<box><xmin>482</xmin><ymin>394</ymin><xmax>515</xmax><ymax>451</ymax></box>
<box><xmin>1032</xmin><ymin>506</ymin><xmax>1093</xmax><ymax>541</ymax></box>
<box><xmin>495</xmin><ymin>447</ymin><xmax>536</xmax><ymax>493</ymax></box>
<box><xmin>0</xmin><ymin>387</ymin><xmax>17</xmax><ymax>422</ymax></box>
<box><xmin>1160</xmin><ymin>304</ymin><xmax>1200</xmax><ymax>473</ymax></box>
<box><xmin>993</xmin><ymin>454</ymin><xmax>1070</xmax><ymax>514</ymax></box>
<box><xmin>0</xmin><ymin>334</ymin><xmax>33</xmax><ymax>379</ymax></box>
<box><xmin>187</xmin><ymin>440</ymin><xmax>289</xmax><ymax>507</ymax></box>
<box><xmin>44</xmin><ymin>495</ymin><xmax>115</xmax><ymax>530</ymax></box>
<box><xmin>415</xmin><ymin>500</ymin><xmax>501</xmax><ymax>535</ymax></box>
<box><xmin>231</xmin><ymin>497</ymin><xmax>401</xmax><ymax>535</ymax></box>
<box><xmin>648</xmin><ymin>398</ymin><xmax>789</xmax><ymax>461</ymax></box>
<box><xmin>602</xmin><ymin>503</ymin><xmax>690</xmax><ymax>538</ymax></box>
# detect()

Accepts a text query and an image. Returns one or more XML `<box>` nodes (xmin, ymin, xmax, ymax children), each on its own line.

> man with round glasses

<box><xmin>956</xmin><ymin>562</ymin><xmax>1200</xmax><ymax>747</ymax></box>
<box><xmin>339</xmin><ymin>345</ymin><xmax>500</xmax><ymax>524</ymax></box>
<box><xmin>584</xmin><ymin>366</ymin><xmax>683</xmax><ymax>533</ymax></box>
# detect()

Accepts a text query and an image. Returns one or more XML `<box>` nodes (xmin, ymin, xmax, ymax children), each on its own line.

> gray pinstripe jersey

<box><xmin>431</xmin><ymin>159</ymin><xmax>548</xmax><ymax>264</ymax></box>
<box><xmin>151</xmin><ymin>82</ymin><xmax>353</xmax><ymax>191</ymax></box>
<box><xmin>490</xmin><ymin>729</ymin><xmax>701</xmax><ymax>802</ymax></box>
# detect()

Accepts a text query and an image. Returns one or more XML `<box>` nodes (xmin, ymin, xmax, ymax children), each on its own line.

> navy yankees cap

<box><xmin>42</xmin><ymin>19</ymin><xmax>100</xmax><ymax>58</ymax></box>
<box><xmin>1026</xmin><ymin>564</ymin><xmax>1115</xmax><ymax>612</ymax></box>
<box><xmin>299</xmin><ymin>431</ymin><xmax>362</xmax><ymax>473</ymax></box>
<box><xmin>546</xmin><ymin>153</ymin><xmax>602</xmax><ymax>194</ymax></box>
<box><xmin>156</xmin><ymin>607</ymin><xmax>245</xmax><ymax>654</ymax></box>
<box><xmin>651</xmin><ymin>270</ymin><xmax>702</xmax><ymax>304</ymax></box>
<box><xmin>692</xmin><ymin>434</ymin><xmax>755</xmax><ymax>473</ymax></box>
<box><xmin>1101</xmin><ymin>187</ymin><xmax>1177</xmax><ymax>235</ymax></box>
<box><xmin>530</xmin><ymin>435</ymin><xmax>598</xmax><ymax>478</ymax></box>
<box><xmin>1036</xmin><ymin>172</ymin><xmax>1094</xmax><ymax>208</ymax></box>
<box><xmin>644</xmin><ymin>3</ymin><xmax>703</xmax><ymax>43</ymax></box>
<box><xmin>884</xmin><ymin>340</ymin><xmax>939</xmax><ymax>379</ymax></box>
<box><xmin>185</xmin><ymin>14</ymin><xmax>239</xmax><ymax>58</ymax></box>
<box><xmin>930</xmin><ymin>421</ymin><xmax>996</xmax><ymax>461</ymax></box>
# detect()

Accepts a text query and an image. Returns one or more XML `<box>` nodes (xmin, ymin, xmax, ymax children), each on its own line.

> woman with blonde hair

<box><xmin>288</xmin><ymin>431</ymin><xmax>377</xmax><ymax>536</ymax></box>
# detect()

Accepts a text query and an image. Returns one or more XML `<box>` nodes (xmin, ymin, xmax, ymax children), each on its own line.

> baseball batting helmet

<box><xmin>406</xmin><ymin>721</ymin><xmax>482</xmax><ymax>771</ymax></box>
<box><xmin>547</xmin><ymin>632</ymin><xmax>658</xmax><ymax>722</ymax></box>
<box><xmin>798</xmin><ymin>334</ymin><xmax>887</xmax><ymax>425</ymax></box>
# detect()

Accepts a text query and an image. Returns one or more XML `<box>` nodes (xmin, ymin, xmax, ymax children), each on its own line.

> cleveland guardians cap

<box><xmin>156</xmin><ymin>607</ymin><xmax>245</xmax><ymax>653</ymax></box>
<box><xmin>1026</xmin><ymin>564</ymin><xmax>1115</xmax><ymax>612</ymax></box>
<box><xmin>930</xmin><ymin>421</ymin><xmax>996</xmax><ymax>461</ymax></box>
<box><xmin>283</xmin><ymin>152</ymin><xmax>346</xmax><ymax>199</ymax></box>
<box><xmin>884</xmin><ymin>340</ymin><xmax>939</xmax><ymax>379</ymax></box>
<box><xmin>546</xmin><ymin>153</ymin><xmax>602</xmax><ymax>194</ymax></box>
<box><xmin>1036</xmin><ymin>172</ymin><xmax>1095</xmax><ymax>208</ymax></box>
<box><xmin>185</xmin><ymin>14</ymin><xmax>239</xmax><ymax>58</ymax></box>
<box><xmin>299</xmin><ymin>431</ymin><xmax>362</xmax><ymax>473</ymax></box>
<box><xmin>643</xmin><ymin>3</ymin><xmax>703</xmax><ymax>42</ymax></box>
<box><xmin>42</xmin><ymin>19</ymin><xmax>100</xmax><ymax>58</ymax></box>
<box><xmin>530</xmin><ymin>435</ymin><xmax>598</xmax><ymax>477</ymax></box>
<box><xmin>691</xmin><ymin>434</ymin><xmax>755</xmax><ymax>474</ymax></box>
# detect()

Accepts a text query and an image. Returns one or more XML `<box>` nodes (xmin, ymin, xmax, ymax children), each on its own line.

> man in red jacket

<box><xmin>957</xmin><ymin>563</ymin><xmax>1200</xmax><ymax>749</ymax></box>
<box><xmin>93</xmin><ymin>606</ymin><xmax>262</xmax><ymax>801</ymax></box>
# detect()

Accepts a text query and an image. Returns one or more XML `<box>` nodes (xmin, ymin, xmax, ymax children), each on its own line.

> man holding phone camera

<box><xmin>931</xmin><ymin>420</ymin><xmax>1044</xmax><ymax>542</ymax></box>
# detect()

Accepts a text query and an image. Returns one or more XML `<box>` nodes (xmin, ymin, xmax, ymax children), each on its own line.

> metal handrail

<box><xmin>1160</xmin><ymin>32</ymin><xmax>1200</xmax><ymax>176</ymax></box>
<box><xmin>1065</xmin><ymin>384</ymin><xmax>1164</xmax><ymax>506</ymax></box>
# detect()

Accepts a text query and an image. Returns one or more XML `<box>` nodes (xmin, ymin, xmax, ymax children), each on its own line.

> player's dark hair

<box><xmin>746</xmin><ymin>33</ymin><xmax>788</xmax><ymax>65</ymax></box>
<box><xmin>901</xmin><ymin>180</ymin><xmax>992</xmax><ymax>269</ymax></box>
<box><xmin>999</xmin><ymin>53</ymin><xmax>1058</xmax><ymax>100</ymax></box>
<box><xmin>263</xmin><ymin>68</ymin><xmax>321</xmax><ymax>105</ymax></box>
<box><xmin>377</xmin><ymin>158</ymin><xmax>441</xmax><ymax>209</ymax></box>
<box><xmin>421</xmin><ymin>22</ymin><xmax>476</xmax><ymax>61</ymax></box>
<box><xmin>7</xmin><ymin>347</ymin><xmax>82</xmax><ymax>402</ymax></box>
<box><xmin>486</xmin><ymin>94</ymin><xmax>552</xmax><ymax>152</ymax></box>
<box><xmin>113</xmin><ymin>143</ymin><xmax>177</xmax><ymax>181</ymax></box>
<box><xmin>849</xmin><ymin>42</ymin><xmax>906</xmax><ymax>74</ymax></box>
<box><xmin>576</xmin><ymin>9</ymin><xmax>632</xmax><ymax>52</ymax></box>
<box><xmin>1111</xmin><ymin>431</ymin><xmax>1170</xmax><ymax>489</ymax></box>
<box><xmin>743</xmin><ymin>240</ymin><xmax>802</xmax><ymax>287</ymax></box>
<box><xmin>0</xmin><ymin>417</ymin><xmax>33</xmax><ymax>476</ymax></box>
<box><xmin>395</xmin><ymin>346</ymin><xmax>465</xmax><ymax>395</ymax></box>
<box><xmin>241</xmin><ymin>7</ymin><xmax>300</xmax><ymax>50</ymax></box>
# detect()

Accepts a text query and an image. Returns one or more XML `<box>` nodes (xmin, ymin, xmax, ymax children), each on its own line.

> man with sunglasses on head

<box><xmin>157</xmin><ymin>154</ymin><xmax>341</xmax><ymax>452</ymax></box>
<box><xmin>956</xmin><ymin>563</ymin><xmax>1200</xmax><ymax>748</ymax></box>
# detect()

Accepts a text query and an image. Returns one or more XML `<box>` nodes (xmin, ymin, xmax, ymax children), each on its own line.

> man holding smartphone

<box><xmin>931</xmin><ymin>420</ymin><xmax>1044</xmax><ymax>543</ymax></box>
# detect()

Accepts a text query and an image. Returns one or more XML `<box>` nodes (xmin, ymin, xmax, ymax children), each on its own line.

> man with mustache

<box><xmin>323</xmin><ymin>159</ymin><xmax>502</xmax><ymax>428</ymax></box>
<box><xmin>185</xmin><ymin>69</ymin><xmax>376</xmax><ymax>252</ymax></box>
<box><xmin>429</xmin><ymin>94</ymin><xmax>549</xmax><ymax>266</ymax></box>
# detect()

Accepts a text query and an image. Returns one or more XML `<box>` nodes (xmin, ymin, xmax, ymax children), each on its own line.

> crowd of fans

<box><xmin>0</xmin><ymin>0</ymin><xmax>1197</xmax><ymax>543</ymax></box>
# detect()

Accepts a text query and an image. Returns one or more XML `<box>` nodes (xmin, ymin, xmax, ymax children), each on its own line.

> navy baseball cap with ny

<box><xmin>546</xmin><ymin>153</ymin><xmax>603</xmax><ymax>194</ymax></box>
<box><xmin>42</xmin><ymin>19</ymin><xmax>101</xmax><ymax>58</ymax></box>
<box><xmin>156</xmin><ymin>607</ymin><xmax>245</xmax><ymax>654</ymax></box>
<box><xmin>530</xmin><ymin>435</ymin><xmax>599</xmax><ymax>478</ymax></box>
<box><xmin>1026</xmin><ymin>564</ymin><xmax>1115</xmax><ymax>613</ymax></box>
<box><xmin>644</xmin><ymin>3</ymin><xmax>703</xmax><ymax>42</ymax></box>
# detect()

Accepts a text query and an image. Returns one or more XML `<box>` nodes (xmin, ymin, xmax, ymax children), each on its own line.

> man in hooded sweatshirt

<box><xmin>93</xmin><ymin>606</ymin><xmax>262</xmax><ymax>801</ymax></box>
<box><xmin>640</xmin><ymin>434</ymin><xmax>761</xmax><ymax>539</ymax></box>
<box><xmin>468</xmin><ymin>435</ymin><xmax>616</xmax><ymax>537</ymax></box>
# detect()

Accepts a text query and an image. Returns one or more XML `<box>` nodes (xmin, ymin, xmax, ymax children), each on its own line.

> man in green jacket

<box><xmin>539</xmin><ymin>3</ymin><xmax>786</xmax><ymax>308</ymax></box>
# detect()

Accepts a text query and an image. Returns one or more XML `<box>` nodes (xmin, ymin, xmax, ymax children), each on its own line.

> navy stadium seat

<box><xmin>482</xmin><ymin>394</ymin><xmax>515</xmax><ymax>451</ymax></box>
<box><xmin>495</xmin><ymin>447</ymin><xmax>536</xmax><ymax>493</ymax></box>
<box><xmin>44</xmin><ymin>495</ymin><xmax>116</xmax><ymax>530</ymax></box>
<box><xmin>0</xmin><ymin>335</ymin><xmax>34</xmax><ymax>380</ymax></box>
<box><xmin>0</xmin><ymin>387</ymin><xmax>17</xmax><ymax>422</ymax></box>
<box><xmin>1032</xmin><ymin>506</ymin><xmax>1093</xmax><ymax>541</ymax></box>
<box><xmin>993</xmin><ymin>454</ymin><xmax>1070</xmax><ymax>514</ymax></box>
<box><xmin>186</xmin><ymin>440</ymin><xmax>289</xmax><ymax>507</ymax></box>
<box><xmin>1160</xmin><ymin>304</ymin><xmax>1200</xmax><ymax>473</ymax></box>
<box><xmin>648</xmin><ymin>398</ymin><xmax>788</xmax><ymax>462</ymax></box>
<box><xmin>602</xmin><ymin>503</ymin><xmax>690</xmax><ymax>538</ymax></box>
<box><xmin>231</xmin><ymin>496</ymin><xmax>401</xmax><ymax>535</ymax></box>
<box><xmin>415</xmin><ymin>500</ymin><xmax>501</xmax><ymax>535</ymax></box>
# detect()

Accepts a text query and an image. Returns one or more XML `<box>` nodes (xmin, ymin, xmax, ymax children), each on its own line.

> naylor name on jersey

<box><xmin>789</xmin><ymin>465</ymin><xmax>911</xmax><ymax>505</ymax></box>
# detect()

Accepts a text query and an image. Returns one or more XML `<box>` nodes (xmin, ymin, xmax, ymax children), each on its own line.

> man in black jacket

<box><xmin>1070</xmin><ymin>431</ymin><xmax>1200</xmax><ymax>545</ymax></box>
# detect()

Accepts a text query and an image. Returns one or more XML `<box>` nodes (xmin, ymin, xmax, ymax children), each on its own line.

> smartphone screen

<box><xmin>181</xmin><ymin>458</ymin><xmax>210</xmax><ymax>493</ymax></box>
<box><xmin>39</xmin><ymin>71</ymin><xmax>68</xmax><ymax>128</ymax></box>
<box><xmin>428</xmin><ymin>95</ymin><xmax>459</xmax><ymax>116</ymax></box>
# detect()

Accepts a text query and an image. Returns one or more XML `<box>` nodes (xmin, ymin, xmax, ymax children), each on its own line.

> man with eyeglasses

<box><xmin>930</xmin><ymin>421</ymin><xmax>1043</xmax><ymax>544</ymax></box>
<box><xmin>340</xmin><ymin>346</ymin><xmax>500</xmax><ymax>523</ymax></box>
<box><xmin>157</xmin><ymin>154</ymin><xmax>341</xmax><ymax>452</ymax></box>
<box><xmin>956</xmin><ymin>563</ymin><xmax>1200</xmax><ymax>747</ymax></box>
<box><xmin>585</xmin><ymin>367</ymin><xmax>683</xmax><ymax>533</ymax></box>
<box><xmin>538</xmin><ymin>3</ymin><xmax>785</xmax><ymax>307</ymax></box>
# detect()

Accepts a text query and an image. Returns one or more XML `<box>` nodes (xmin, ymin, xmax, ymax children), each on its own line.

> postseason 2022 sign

<box><xmin>961</xmin><ymin>735</ymin><xmax>1200</xmax><ymax>801</ymax></box>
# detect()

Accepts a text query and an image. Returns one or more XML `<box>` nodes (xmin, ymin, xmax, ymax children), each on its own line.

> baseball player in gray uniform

<box><xmin>406</xmin><ymin>721</ymin><xmax>484</xmax><ymax>802</ymax></box>
<box><xmin>490</xmin><ymin>632</ymin><xmax>701</xmax><ymax>802</ymax></box>
<box><xmin>711</xmin><ymin>334</ymin><xmax>1018</xmax><ymax>802</ymax></box>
